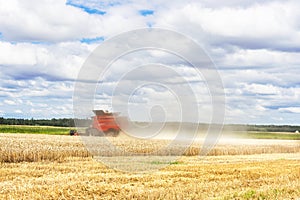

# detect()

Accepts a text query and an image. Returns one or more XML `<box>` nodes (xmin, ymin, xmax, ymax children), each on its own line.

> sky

<box><xmin>0</xmin><ymin>0</ymin><xmax>299</xmax><ymax>124</ymax></box>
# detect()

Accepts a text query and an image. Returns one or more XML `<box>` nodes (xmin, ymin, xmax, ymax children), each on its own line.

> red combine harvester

<box><xmin>85</xmin><ymin>110</ymin><xmax>121</xmax><ymax>137</ymax></box>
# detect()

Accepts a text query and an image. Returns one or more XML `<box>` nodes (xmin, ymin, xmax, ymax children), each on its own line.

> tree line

<box><xmin>0</xmin><ymin>117</ymin><xmax>299</xmax><ymax>132</ymax></box>
<box><xmin>223</xmin><ymin>124</ymin><xmax>300</xmax><ymax>132</ymax></box>
<box><xmin>0</xmin><ymin>117</ymin><xmax>91</xmax><ymax>127</ymax></box>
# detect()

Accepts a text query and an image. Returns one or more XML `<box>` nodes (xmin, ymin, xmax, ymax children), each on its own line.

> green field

<box><xmin>0</xmin><ymin>125</ymin><xmax>70</xmax><ymax>135</ymax></box>
<box><xmin>245</xmin><ymin>131</ymin><xmax>300</xmax><ymax>140</ymax></box>
<box><xmin>225</xmin><ymin>131</ymin><xmax>300</xmax><ymax>140</ymax></box>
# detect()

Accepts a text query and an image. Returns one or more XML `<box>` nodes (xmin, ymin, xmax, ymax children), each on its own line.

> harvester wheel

<box><xmin>92</xmin><ymin>129</ymin><xmax>105</xmax><ymax>136</ymax></box>
<box><xmin>86</xmin><ymin>128</ymin><xmax>104</xmax><ymax>136</ymax></box>
<box><xmin>85</xmin><ymin>128</ymin><xmax>92</xmax><ymax>136</ymax></box>
<box><xmin>106</xmin><ymin>129</ymin><xmax>119</xmax><ymax>137</ymax></box>
<box><xmin>114</xmin><ymin>130</ymin><xmax>120</xmax><ymax>137</ymax></box>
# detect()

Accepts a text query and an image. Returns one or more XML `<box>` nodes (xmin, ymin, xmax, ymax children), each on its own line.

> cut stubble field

<box><xmin>0</xmin><ymin>133</ymin><xmax>299</xmax><ymax>199</ymax></box>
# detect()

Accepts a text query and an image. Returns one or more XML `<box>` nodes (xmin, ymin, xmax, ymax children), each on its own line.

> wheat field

<box><xmin>0</xmin><ymin>133</ymin><xmax>300</xmax><ymax>199</ymax></box>
<box><xmin>1</xmin><ymin>133</ymin><xmax>299</xmax><ymax>162</ymax></box>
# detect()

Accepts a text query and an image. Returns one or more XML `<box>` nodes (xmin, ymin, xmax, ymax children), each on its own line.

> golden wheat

<box><xmin>0</xmin><ymin>134</ymin><xmax>89</xmax><ymax>162</ymax></box>
<box><xmin>1</xmin><ymin>133</ymin><xmax>299</xmax><ymax>162</ymax></box>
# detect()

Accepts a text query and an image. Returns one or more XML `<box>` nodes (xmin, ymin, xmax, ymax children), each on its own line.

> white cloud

<box><xmin>14</xmin><ymin>110</ymin><xmax>22</xmax><ymax>114</ymax></box>
<box><xmin>0</xmin><ymin>42</ymin><xmax>37</xmax><ymax>65</ymax></box>
<box><xmin>0</xmin><ymin>0</ymin><xmax>152</xmax><ymax>42</ymax></box>
<box><xmin>279</xmin><ymin>107</ymin><xmax>300</xmax><ymax>114</ymax></box>
<box><xmin>155</xmin><ymin>0</ymin><xmax>300</xmax><ymax>51</ymax></box>
<box><xmin>4</xmin><ymin>100</ymin><xmax>16</xmax><ymax>105</ymax></box>
<box><xmin>0</xmin><ymin>0</ymin><xmax>105</xmax><ymax>42</ymax></box>
<box><xmin>0</xmin><ymin>41</ymin><xmax>93</xmax><ymax>80</ymax></box>
<box><xmin>243</xmin><ymin>83</ymin><xmax>279</xmax><ymax>95</ymax></box>
<box><xmin>221</xmin><ymin>49</ymin><xmax>300</xmax><ymax>68</ymax></box>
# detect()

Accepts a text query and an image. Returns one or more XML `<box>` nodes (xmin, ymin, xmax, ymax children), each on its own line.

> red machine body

<box><xmin>85</xmin><ymin>110</ymin><xmax>121</xmax><ymax>136</ymax></box>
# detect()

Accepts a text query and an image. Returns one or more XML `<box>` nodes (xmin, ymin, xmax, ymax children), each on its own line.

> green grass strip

<box><xmin>0</xmin><ymin>125</ymin><xmax>71</xmax><ymax>135</ymax></box>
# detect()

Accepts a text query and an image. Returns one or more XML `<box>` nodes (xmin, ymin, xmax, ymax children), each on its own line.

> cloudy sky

<box><xmin>0</xmin><ymin>0</ymin><xmax>299</xmax><ymax>124</ymax></box>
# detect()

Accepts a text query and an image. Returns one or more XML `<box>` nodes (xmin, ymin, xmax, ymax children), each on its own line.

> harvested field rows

<box><xmin>0</xmin><ymin>154</ymin><xmax>299</xmax><ymax>199</ymax></box>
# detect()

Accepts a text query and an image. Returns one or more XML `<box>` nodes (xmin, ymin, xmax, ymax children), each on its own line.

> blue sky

<box><xmin>0</xmin><ymin>0</ymin><xmax>299</xmax><ymax>124</ymax></box>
